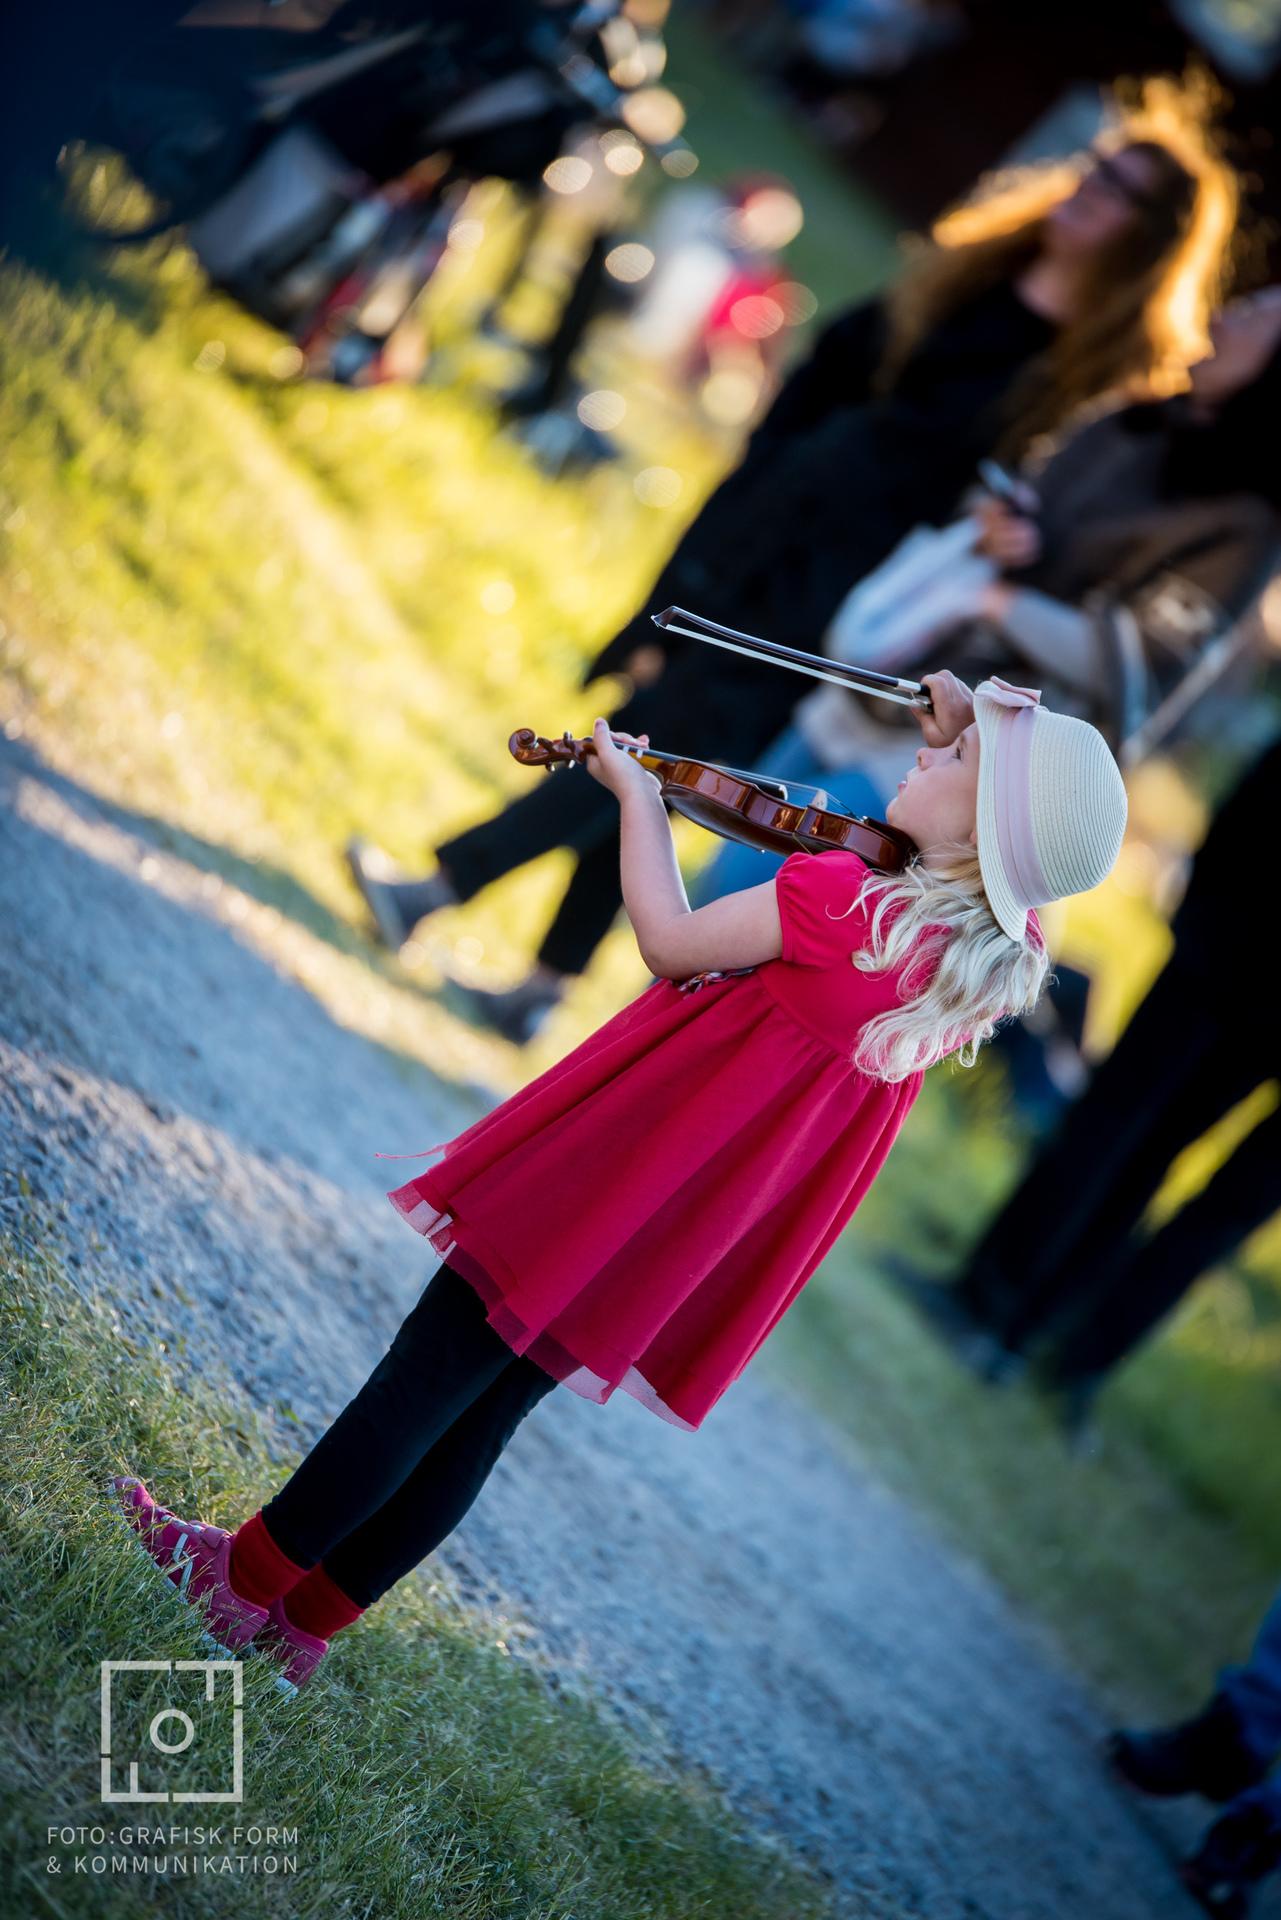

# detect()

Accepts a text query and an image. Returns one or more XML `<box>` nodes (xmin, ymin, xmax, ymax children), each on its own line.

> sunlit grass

<box><xmin>0</xmin><ymin>240</ymin><xmax>710</xmax><ymax>1067</ymax></box>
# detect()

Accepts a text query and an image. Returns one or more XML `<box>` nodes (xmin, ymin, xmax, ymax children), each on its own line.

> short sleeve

<box><xmin>775</xmin><ymin>850</ymin><xmax>872</xmax><ymax>969</ymax></box>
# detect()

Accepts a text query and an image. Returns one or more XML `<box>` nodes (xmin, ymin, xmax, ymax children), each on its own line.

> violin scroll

<box><xmin>508</xmin><ymin>728</ymin><xmax>591</xmax><ymax>769</ymax></box>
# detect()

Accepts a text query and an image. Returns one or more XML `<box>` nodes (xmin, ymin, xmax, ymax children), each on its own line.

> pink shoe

<box><xmin>111</xmin><ymin>1475</ymin><xmax>268</xmax><ymax>1652</ymax></box>
<box><xmin>258</xmin><ymin>1596</ymin><xmax>330</xmax><ymax>1691</ymax></box>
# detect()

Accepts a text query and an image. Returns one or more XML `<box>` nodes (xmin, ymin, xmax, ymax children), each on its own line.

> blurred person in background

<box><xmin>501</xmin><ymin>175</ymin><xmax>800</xmax><ymax>445</ymax></box>
<box><xmin>691</xmin><ymin>285</ymin><xmax>1281</xmax><ymax>906</ymax></box>
<box><xmin>1110</xmin><ymin>1585</ymin><xmax>1281</xmax><ymax>1917</ymax></box>
<box><xmin>348</xmin><ymin>88</ymin><xmax>1236</xmax><ymax>1041</ymax></box>
<box><xmin>900</xmin><ymin>725</ymin><xmax>1281</xmax><ymax>1432</ymax></box>
<box><xmin>628</xmin><ymin>176</ymin><xmax>799</xmax><ymax>407</ymax></box>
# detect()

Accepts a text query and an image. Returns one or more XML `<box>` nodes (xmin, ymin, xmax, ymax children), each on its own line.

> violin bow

<box><xmin>651</xmin><ymin>606</ymin><xmax>933</xmax><ymax>712</ymax></box>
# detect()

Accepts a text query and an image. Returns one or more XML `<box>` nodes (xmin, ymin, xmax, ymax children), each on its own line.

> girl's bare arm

<box><xmin>586</xmin><ymin>719</ymin><xmax>783</xmax><ymax>979</ymax></box>
<box><xmin>617</xmin><ymin>783</ymin><xmax>783</xmax><ymax>979</ymax></box>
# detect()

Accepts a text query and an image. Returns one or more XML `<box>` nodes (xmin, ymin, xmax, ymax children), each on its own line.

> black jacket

<box><xmin>585</xmin><ymin>281</ymin><xmax>1052</xmax><ymax>683</ymax></box>
<box><xmin>1171</xmin><ymin>734</ymin><xmax>1281</xmax><ymax>968</ymax></box>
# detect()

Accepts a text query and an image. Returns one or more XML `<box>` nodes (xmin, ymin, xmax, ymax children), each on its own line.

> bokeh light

<box><xmin>620</xmin><ymin>87</ymin><xmax>686</xmax><ymax>146</ymax></box>
<box><xmin>633</xmin><ymin>466</ymin><xmax>683</xmax><ymax>507</ymax></box>
<box><xmin>600</xmin><ymin>131</ymin><xmax>645</xmax><ymax>177</ymax></box>
<box><xmin>775</xmin><ymin>282</ymin><xmax>819</xmax><ymax>326</ymax></box>
<box><xmin>577</xmin><ymin>390</ymin><xmax>628</xmax><ymax>431</ymax></box>
<box><xmin>729</xmin><ymin>294</ymin><xmax>786</xmax><ymax>340</ymax></box>
<box><xmin>269</xmin><ymin>344</ymin><xmax>304</xmax><ymax>380</ymax></box>
<box><xmin>733</xmin><ymin>187</ymin><xmax>804</xmax><ymax>250</ymax></box>
<box><xmin>1261</xmin><ymin>575</ymin><xmax>1281</xmax><ymax>651</ymax></box>
<box><xmin>542</xmin><ymin>155</ymin><xmax>594</xmax><ymax>195</ymax></box>
<box><xmin>480</xmin><ymin>580</ymin><xmax>517</xmax><ymax>615</ymax></box>
<box><xmin>660</xmin><ymin>148</ymin><xmax>699</xmax><ymax>178</ymax></box>
<box><xmin>601</xmin><ymin>15</ymin><xmax>642</xmax><ymax>87</ymax></box>
<box><xmin>604</xmin><ymin>242</ymin><xmax>655</xmax><ymax>284</ymax></box>
<box><xmin>701</xmin><ymin>367</ymin><xmax>763</xmax><ymax>426</ymax></box>
<box><xmin>447</xmin><ymin>217</ymin><xmax>485</xmax><ymax>253</ymax></box>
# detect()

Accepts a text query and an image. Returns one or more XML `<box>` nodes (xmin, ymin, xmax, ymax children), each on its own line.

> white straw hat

<box><xmin>974</xmin><ymin>678</ymin><xmax>1128</xmax><ymax>943</ymax></box>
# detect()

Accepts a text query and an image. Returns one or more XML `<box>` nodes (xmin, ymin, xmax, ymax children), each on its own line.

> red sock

<box><xmin>281</xmin><ymin>1564</ymin><xmax>366</xmax><ymax>1641</ymax></box>
<box><xmin>227</xmin><ymin>1510</ymin><xmax>310</xmax><ymax>1607</ymax></box>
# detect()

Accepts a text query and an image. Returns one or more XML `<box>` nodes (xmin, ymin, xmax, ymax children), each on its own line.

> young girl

<box><xmin>114</xmin><ymin>670</ymin><xmax>1127</xmax><ymax>1689</ymax></box>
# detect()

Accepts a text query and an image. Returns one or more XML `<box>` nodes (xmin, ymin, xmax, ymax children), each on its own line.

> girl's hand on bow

<box><xmin>585</xmin><ymin>719</ymin><xmax>661</xmax><ymax>799</ymax></box>
<box><xmin>915</xmin><ymin>671</ymin><xmax>976</xmax><ymax>748</ymax></box>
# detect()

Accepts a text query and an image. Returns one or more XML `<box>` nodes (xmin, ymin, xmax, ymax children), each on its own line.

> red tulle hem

<box><xmin>387</xmin><ymin>1179</ymin><xmax>699</xmax><ymax>1432</ymax></box>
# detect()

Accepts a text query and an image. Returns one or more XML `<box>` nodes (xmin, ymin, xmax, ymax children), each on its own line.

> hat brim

<box><xmin>975</xmin><ymin>691</ymin><xmax>1031</xmax><ymax>944</ymax></box>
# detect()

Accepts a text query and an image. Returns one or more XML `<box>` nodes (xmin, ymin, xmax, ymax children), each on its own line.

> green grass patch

<box><xmin>0</xmin><ymin>245</ymin><xmax>670</xmax><ymax>1069</ymax></box>
<box><xmin>0</xmin><ymin>1227</ymin><xmax>831</xmax><ymax>1920</ymax></box>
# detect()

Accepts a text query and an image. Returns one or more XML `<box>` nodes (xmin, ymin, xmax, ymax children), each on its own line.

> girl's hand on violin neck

<box><xmin>915</xmin><ymin>671</ymin><xmax>976</xmax><ymax>748</ymax></box>
<box><xmin>585</xmin><ymin>719</ymin><xmax>660</xmax><ymax>799</ymax></box>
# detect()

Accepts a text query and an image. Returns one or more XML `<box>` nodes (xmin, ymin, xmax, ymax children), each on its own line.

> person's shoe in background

<box><xmin>881</xmin><ymin>1254</ymin><xmax>1029</xmax><ymax>1381</ymax></box>
<box><xmin>1181</xmin><ymin>1800</ymin><xmax>1281</xmax><ymax>1918</ymax></box>
<box><xmin>345</xmin><ymin>841</ymin><xmax>457</xmax><ymax>952</ymax></box>
<box><xmin>445</xmin><ymin>966</ymin><xmax>566</xmax><ymax>1045</ymax></box>
<box><xmin>1107</xmin><ymin>1694</ymin><xmax>1271</xmax><ymax>1803</ymax></box>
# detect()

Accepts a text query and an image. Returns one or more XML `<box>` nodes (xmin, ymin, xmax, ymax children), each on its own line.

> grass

<box><xmin>0</xmin><ymin>1225</ymin><xmax>831</xmax><ymax>1920</ymax></box>
<box><xmin>0</xmin><ymin>238</ymin><xmax>669</xmax><ymax>1088</ymax></box>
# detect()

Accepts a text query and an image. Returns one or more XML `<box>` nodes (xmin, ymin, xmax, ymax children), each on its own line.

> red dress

<box><xmin>389</xmin><ymin>850</ymin><xmax>945</xmax><ymax>1431</ymax></box>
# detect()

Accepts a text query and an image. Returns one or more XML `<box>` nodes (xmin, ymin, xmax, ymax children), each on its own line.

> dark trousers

<box><xmin>436</xmin><ymin>652</ymin><xmax>791</xmax><ymax>977</ymax></box>
<box><xmin>1051</xmin><ymin>1100</ymin><xmax>1281</xmax><ymax>1378</ymax></box>
<box><xmin>262</xmin><ymin>1263</ymin><xmax>557</xmax><ymax>1608</ymax></box>
<box><xmin>958</xmin><ymin>954</ymin><xmax>1281</xmax><ymax>1380</ymax></box>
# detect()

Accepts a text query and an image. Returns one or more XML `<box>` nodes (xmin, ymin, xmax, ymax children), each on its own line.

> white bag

<box><xmin>825</xmin><ymin>514</ymin><xmax>995</xmax><ymax>670</ymax></box>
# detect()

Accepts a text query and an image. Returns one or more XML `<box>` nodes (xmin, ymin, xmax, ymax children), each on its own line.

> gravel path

<box><xmin>1</xmin><ymin>733</ymin><xmax>1244</xmax><ymax>1920</ymax></box>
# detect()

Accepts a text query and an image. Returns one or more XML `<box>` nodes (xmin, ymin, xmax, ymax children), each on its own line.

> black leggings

<box><xmin>261</xmin><ymin>1263</ymin><xmax>558</xmax><ymax>1608</ymax></box>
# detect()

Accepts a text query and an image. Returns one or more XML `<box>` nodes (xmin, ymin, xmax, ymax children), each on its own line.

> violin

<box><xmin>508</xmin><ymin>729</ymin><xmax>917</xmax><ymax>873</ymax></box>
<box><xmin>510</xmin><ymin>605</ymin><xmax>932</xmax><ymax>871</ymax></box>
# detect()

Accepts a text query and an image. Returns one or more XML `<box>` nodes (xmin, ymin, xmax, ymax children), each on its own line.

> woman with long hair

<box><xmin>869</xmin><ymin>75</ymin><xmax>1236</xmax><ymax>456</ymax></box>
<box><xmin>347</xmin><ymin>77</ymin><xmax>1238</xmax><ymax>1041</ymax></box>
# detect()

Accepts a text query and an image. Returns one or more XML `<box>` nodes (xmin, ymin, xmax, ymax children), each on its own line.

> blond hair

<box><xmin>877</xmin><ymin>70</ymin><xmax>1239</xmax><ymax>457</ymax></box>
<box><xmin>837</xmin><ymin>853</ymin><xmax>1050</xmax><ymax>1083</ymax></box>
